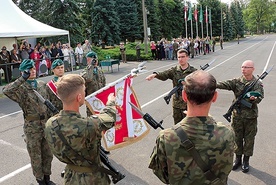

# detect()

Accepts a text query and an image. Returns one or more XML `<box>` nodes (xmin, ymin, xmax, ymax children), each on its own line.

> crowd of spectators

<box><xmin>0</xmin><ymin>39</ymin><xmax>92</xmax><ymax>83</ymax></box>
<box><xmin>150</xmin><ymin>36</ymin><xmax>220</xmax><ymax>61</ymax></box>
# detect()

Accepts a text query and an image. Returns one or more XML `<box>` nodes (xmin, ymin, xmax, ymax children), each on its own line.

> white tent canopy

<box><xmin>0</xmin><ymin>0</ymin><xmax>69</xmax><ymax>49</ymax></box>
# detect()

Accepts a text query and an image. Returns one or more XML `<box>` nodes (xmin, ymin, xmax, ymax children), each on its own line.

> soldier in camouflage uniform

<box><xmin>3</xmin><ymin>59</ymin><xmax>55</xmax><ymax>185</ymax></box>
<box><xmin>146</xmin><ymin>49</ymin><xmax>197</xmax><ymax>124</ymax></box>
<box><xmin>149</xmin><ymin>70</ymin><xmax>235</xmax><ymax>185</ymax></box>
<box><xmin>46</xmin><ymin>59</ymin><xmax>64</xmax><ymax>115</ymax></box>
<box><xmin>81</xmin><ymin>51</ymin><xmax>106</xmax><ymax>117</ymax></box>
<box><xmin>44</xmin><ymin>74</ymin><xmax>116</xmax><ymax>185</ymax></box>
<box><xmin>217</xmin><ymin>60</ymin><xmax>264</xmax><ymax>173</ymax></box>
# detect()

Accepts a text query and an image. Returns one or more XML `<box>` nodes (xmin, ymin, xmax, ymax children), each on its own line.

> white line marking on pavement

<box><xmin>262</xmin><ymin>40</ymin><xmax>276</xmax><ymax>73</ymax></box>
<box><xmin>0</xmin><ymin>110</ymin><xmax>22</xmax><ymax>119</ymax></box>
<box><xmin>0</xmin><ymin>164</ymin><xmax>31</xmax><ymax>183</ymax></box>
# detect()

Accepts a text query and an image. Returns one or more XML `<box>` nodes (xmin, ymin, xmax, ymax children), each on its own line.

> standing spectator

<box><xmin>10</xmin><ymin>49</ymin><xmax>22</xmax><ymax>69</ymax></box>
<box><xmin>149</xmin><ymin>70</ymin><xmax>235</xmax><ymax>184</ymax></box>
<box><xmin>50</xmin><ymin>43</ymin><xmax>59</xmax><ymax>62</ymax></box>
<box><xmin>205</xmin><ymin>36</ymin><xmax>210</xmax><ymax>54</ymax></box>
<box><xmin>75</xmin><ymin>42</ymin><xmax>84</xmax><ymax>68</ymax></box>
<box><xmin>189</xmin><ymin>39</ymin><xmax>195</xmax><ymax>58</ymax></box>
<box><xmin>212</xmin><ymin>37</ymin><xmax>216</xmax><ymax>52</ymax></box>
<box><xmin>150</xmin><ymin>41</ymin><xmax>156</xmax><ymax>60</ymax></box>
<box><xmin>30</xmin><ymin>46</ymin><xmax>41</xmax><ymax>77</ymax></box>
<box><xmin>220</xmin><ymin>36</ymin><xmax>224</xmax><ymax>49</ymax></box>
<box><xmin>19</xmin><ymin>41</ymin><xmax>29</xmax><ymax>60</ymax></box>
<box><xmin>82</xmin><ymin>39</ymin><xmax>92</xmax><ymax>54</ymax></box>
<box><xmin>119</xmin><ymin>43</ymin><xmax>126</xmax><ymax>63</ymax></box>
<box><xmin>146</xmin><ymin>49</ymin><xmax>197</xmax><ymax>124</ymax></box>
<box><xmin>44</xmin><ymin>74</ymin><xmax>116</xmax><ymax>185</ymax></box>
<box><xmin>168</xmin><ymin>41</ymin><xmax>173</xmax><ymax>60</ymax></box>
<box><xmin>136</xmin><ymin>42</ymin><xmax>141</xmax><ymax>62</ymax></box>
<box><xmin>0</xmin><ymin>46</ymin><xmax>12</xmax><ymax>83</ymax></box>
<box><xmin>164</xmin><ymin>41</ymin><xmax>170</xmax><ymax>60</ymax></box>
<box><xmin>3</xmin><ymin>59</ymin><xmax>55</xmax><ymax>185</ymax></box>
<box><xmin>217</xmin><ymin>60</ymin><xmax>264</xmax><ymax>173</ymax></box>
<box><xmin>172</xmin><ymin>39</ymin><xmax>179</xmax><ymax>60</ymax></box>
<box><xmin>156</xmin><ymin>41</ymin><xmax>162</xmax><ymax>61</ymax></box>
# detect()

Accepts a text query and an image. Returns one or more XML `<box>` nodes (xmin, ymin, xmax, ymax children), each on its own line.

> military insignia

<box><xmin>114</xmin><ymin>123</ymin><xmax>123</xmax><ymax>130</ymax></box>
<box><xmin>92</xmin><ymin>99</ymin><xmax>104</xmax><ymax>111</ymax></box>
<box><xmin>106</xmin><ymin>130</ymin><xmax>114</xmax><ymax>143</ymax></box>
<box><xmin>133</xmin><ymin>120</ymin><xmax>143</xmax><ymax>134</ymax></box>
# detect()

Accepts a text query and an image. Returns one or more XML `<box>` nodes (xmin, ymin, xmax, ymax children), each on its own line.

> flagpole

<box><xmin>191</xmin><ymin>16</ymin><xmax>193</xmax><ymax>39</ymax></box>
<box><xmin>201</xmin><ymin>5</ymin><xmax>203</xmax><ymax>39</ymax></box>
<box><xmin>184</xmin><ymin>1</ymin><xmax>187</xmax><ymax>38</ymax></box>
<box><xmin>206</xmin><ymin>6</ymin><xmax>209</xmax><ymax>37</ymax></box>
<box><xmin>210</xmin><ymin>8</ymin><xmax>212</xmax><ymax>39</ymax></box>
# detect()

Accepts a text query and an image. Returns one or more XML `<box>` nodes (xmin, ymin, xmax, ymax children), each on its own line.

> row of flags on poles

<box><xmin>184</xmin><ymin>3</ymin><xmax>212</xmax><ymax>24</ymax></box>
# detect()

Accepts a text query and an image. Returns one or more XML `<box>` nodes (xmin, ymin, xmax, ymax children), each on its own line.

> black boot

<box><xmin>232</xmin><ymin>155</ymin><xmax>242</xmax><ymax>170</ymax></box>
<box><xmin>44</xmin><ymin>175</ymin><xmax>56</xmax><ymax>185</ymax></box>
<box><xmin>36</xmin><ymin>179</ymin><xmax>46</xmax><ymax>185</ymax></box>
<box><xmin>242</xmin><ymin>156</ymin><xmax>250</xmax><ymax>173</ymax></box>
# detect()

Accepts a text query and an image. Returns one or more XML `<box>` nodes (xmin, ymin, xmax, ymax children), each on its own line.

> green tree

<box><xmin>243</xmin><ymin>0</ymin><xmax>271</xmax><ymax>34</ymax></box>
<box><xmin>223</xmin><ymin>5</ymin><xmax>233</xmax><ymax>41</ymax></box>
<box><xmin>115</xmin><ymin>0</ymin><xmax>140</xmax><ymax>43</ymax></box>
<box><xmin>91</xmin><ymin>0</ymin><xmax>120</xmax><ymax>46</ymax></box>
<box><xmin>230</xmin><ymin>1</ymin><xmax>245</xmax><ymax>37</ymax></box>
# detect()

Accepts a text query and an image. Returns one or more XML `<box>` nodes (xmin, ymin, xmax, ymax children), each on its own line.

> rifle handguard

<box><xmin>223</xmin><ymin>113</ymin><xmax>231</xmax><ymax>122</ymax></box>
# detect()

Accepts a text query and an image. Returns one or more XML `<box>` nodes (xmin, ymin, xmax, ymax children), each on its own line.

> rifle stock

<box><xmin>163</xmin><ymin>85</ymin><xmax>181</xmax><ymax>104</ymax></box>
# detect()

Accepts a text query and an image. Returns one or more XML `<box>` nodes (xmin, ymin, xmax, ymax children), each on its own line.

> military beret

<box><xmin>51</xmin><ymin>59</ymin><xmax>64</xmax><ymax>69</ymax></box>
<box><xmin>19</xmin><ymin>59</ymin><xmax>35</xmax><ymax>71</ymax></box>
<box><xmin>86</xmin><ymin>51</ymin><xmax>97</xmax><ymax>58</ymax></box>
<box><xmin>243</xmin><ymin>91</ymin><xmax>263</xmax><ymax>99</ymax></box>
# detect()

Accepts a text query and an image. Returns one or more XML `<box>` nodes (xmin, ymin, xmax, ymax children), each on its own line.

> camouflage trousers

<box><xmin>232</xmin><ymin>116</ymin><xmax>257</xmax><ymax>156</ymax></box>
<box><xmin>64</xmin><ymin>166</ymin><xmax>111</xmax><ymax>185</ymax></box>
<box><xmin>173</xmin><ymin>107</ymin><xmax>186</xmax><ymax>125</ymax></box>
<box><xmin>24</xmin><ymin>120</ymin><xmax>53</xmax><ymax>180</ymax></box>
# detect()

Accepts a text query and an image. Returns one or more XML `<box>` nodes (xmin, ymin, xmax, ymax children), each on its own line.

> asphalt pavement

<box><xmin>1</xmin><ymin>34</ymin><xmax>276</xmax><ymax>185</ymax></box>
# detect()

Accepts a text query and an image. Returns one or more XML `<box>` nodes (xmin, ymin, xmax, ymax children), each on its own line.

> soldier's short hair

<box><xmin>184</xmin><ymin>70</ymin><xmax>216</xmax><ymax>105</ymax></box>
<box><xmin>56</xmin><ymin>74</ymin><xmax>85</xmax><ymax>102</ymax></box>
<box><xmin>177</xmin><ymin>48</ymin><xmax>188</xmax><ymax>55</ymax></box>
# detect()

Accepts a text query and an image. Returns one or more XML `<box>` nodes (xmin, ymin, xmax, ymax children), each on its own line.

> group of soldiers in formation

<box><xmin>3</xmin><ymin>45</ymin><xmax>263</xmax><ymax>184</ymax></box>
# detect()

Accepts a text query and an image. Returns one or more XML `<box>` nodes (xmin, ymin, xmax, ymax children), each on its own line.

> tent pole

<box><xmin>67</xmin><ymin>34</ymin><xmax>73</xmax><ymax>72</ymax></box>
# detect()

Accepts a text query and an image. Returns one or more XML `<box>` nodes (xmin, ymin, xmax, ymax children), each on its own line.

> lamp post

<box><xmin>142</xmin><ymin>0</ymin><xmax>148</xmax><ymax>54</ymax></box>
<box><xmin>221</xmin><ymin>0</ymin><xmax>223</xmax><ymax>38</ymax></box>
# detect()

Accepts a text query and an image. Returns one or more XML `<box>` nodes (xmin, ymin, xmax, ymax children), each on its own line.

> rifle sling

<box><xmin>51</xmin><ymin>119</ymin><xmax>118</xmax><ymax>177</ymax></box>
<box><xmin>173</xmin><ymin>125</ymin><xmax>223</xmax><ymax>184</ymax></box>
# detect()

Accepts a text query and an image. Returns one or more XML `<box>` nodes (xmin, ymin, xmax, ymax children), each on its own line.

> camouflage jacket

<box><xmin>155</xmin><ymin>64</ymin><xmax>197</xmax><ymax>109</ymax></box>
<box><xmin>46</xmin><ymin>78</ymin><xmax>63</xmax><ymax>115</ymax></box>
<box><xmin>3</xmin><ymin>76</ymin><xmax>50</xmax><ymax>124</ymax></box>
<box><xmin>81</xmin><ymin>65</ymin><xmax>106</xmax><ymax>96</ymax></box>
<box><xmin>44</xmin><ymin>102</ymin><xmax>116</xmax><ymax>183</ymax></box>
<box><xmin>149</xmin><ymin>116</ymin><xmax>235</xmax><ymax>185</ymax></box>
<box><xmin>217</xmin><ymin>75</ymin><xmax>264</xmax><ymax>118</ymax></box>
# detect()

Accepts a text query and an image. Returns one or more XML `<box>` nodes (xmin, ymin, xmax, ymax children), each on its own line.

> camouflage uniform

<box><xmin>81</xmin><ymin>65</ymin><xmax>106</xmax><ymax>116</ymax></box>
<box><xmin>217</xmin><ymin>76</ymin><xmax>264</xmax><ymax>156</ymax></box>
<box><xmin>149</xmin><ymin>116</ymin><xmax>235</xmax><ymax>185</ymax></box>
<box><xmin>155</xmin><ymin>64</ymin><xmax>197</xmax><ymax>124</ymax></box>
<box><xmin>46</xmin><ymin>77</ymin><xmax>63</xmax><ymax>115</ymax></box>
<box><xmin>3</xmin><ymin>76</ymin><xmax>53</xmax><ymax>181</ymax></box>
<box><xmin>44</xmin><ymin>101</ymin><xmax>116</xmax><ymax>185</ymax></box>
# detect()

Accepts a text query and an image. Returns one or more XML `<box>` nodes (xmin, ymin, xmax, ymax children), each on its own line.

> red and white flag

<box><xmin>85</xmin><ymin>76</ymin><xmax>150</xmax><ymax>150</ymax></box>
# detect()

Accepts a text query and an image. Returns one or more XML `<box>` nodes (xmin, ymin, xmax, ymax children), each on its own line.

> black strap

<box><xmin>173</xmin><ymin>125</ymin><xmax>223</xmax><ymax>185</ymax></box>
<box><xmin>52</xmin><ymin>119</ymin><xmax>118</xmax><ymax>177</ymax></box>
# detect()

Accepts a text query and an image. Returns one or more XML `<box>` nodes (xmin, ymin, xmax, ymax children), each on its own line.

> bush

<box><xmin>93</xmin><ymin>42</ymin><xmax>152</xmax><ymax>61</ymax></box>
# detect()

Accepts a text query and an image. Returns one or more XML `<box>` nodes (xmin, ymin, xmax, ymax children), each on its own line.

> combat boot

<box><xmin>44</xmin><ymin>175</ymin><xmax>56</xmax><ymax>185</ymax></box>
<box><xmin>232</xmin><ymin>155</ymin><xmax>242</xmax><ymax>170</ymax></box>
<box><xmin>36</xmin><ymin>179</ymin><xmax>46</xmax><ymax>185</ymax></box>
<box><xmin>241</xmin><ymin>156</ymin><xmax>250</xmax><ymax>173</ymax></box>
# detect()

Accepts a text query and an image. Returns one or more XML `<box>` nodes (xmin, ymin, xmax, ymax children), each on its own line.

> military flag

<box><xmin>187</xmin><ymin>2</ymin><xmax>192</xmax><ymax>21</ymax></box>
<box><xmin>85</xmin><ymin>63</ymin><xmax>149</xmax><ymax>150</ymax></box>
<box><xmin>199</xmin><ymin>5</ymin><xmax>204</xmax><ymax>38</ymax></box>
<box><xmin>205</xmin><ymin>6</ymin><xmax>208</xmax><ymax>23</ymax></box>
<box><xmin>194</xmin><ymin>5</ymin><xmax>198</xmax><ymax>21</ymax></box>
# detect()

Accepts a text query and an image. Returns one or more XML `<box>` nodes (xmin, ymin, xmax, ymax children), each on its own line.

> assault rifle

<box><xmin>223</xmin><ymin>65</ymin><xmax>273</xmax><ymax>122</ymax></box>
<box><xmin>33</xmin><ymin>90</ymin><xmax>125</xmax><ymax>184</ymax></box>
<box><xmin>129</xmin><ymin>102</ymin><xmax>164</xmax><ymax>130</ymax></box>
<box><xmin>163</xmin><ymin>59</ymin><xmax>215</xmax><ymax>104</ymax></box>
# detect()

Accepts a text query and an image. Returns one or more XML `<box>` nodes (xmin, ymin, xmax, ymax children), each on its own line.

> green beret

<box><xmin>86</xmin><ymin>51</ymin><xmax>97</xmax><ymax>58</ymax></box>
<box><xmin>19</xmin><ymin>59</ymin><xmax>35</xmax><ymax>71</ymax></box>
<box><xmin>51</xmin><ymin>59</ymin><xmax>64</xmax><ymax>69</ymax></box>
<box><xmin>243</xmin><ymin>91</ymin><xmax>263</xmax><ymax>99</ymax></box>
